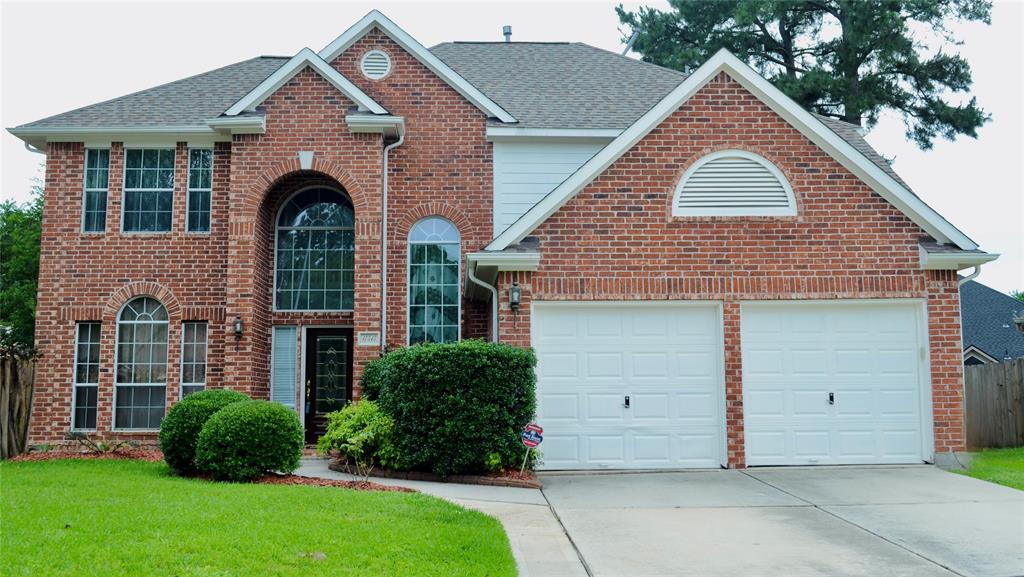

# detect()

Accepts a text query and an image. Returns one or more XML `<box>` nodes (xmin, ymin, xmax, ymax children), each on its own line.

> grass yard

<box><xmin>954</xmin><ymin>447</ymin><xmax>1024</xmax><ymax>491</ymax></box>
<box><xmin>0</xmin><ymin>459</ymin><xmax>516</xmax><ymax>577</ymax></box>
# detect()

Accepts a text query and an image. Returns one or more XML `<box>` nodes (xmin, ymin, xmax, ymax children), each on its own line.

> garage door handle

<box><xmin>828</xmin><ymin>392</ymin><xmax>834</xmax><ymax>405</ymax></box>
<box><xmin>624</xmin><ymin>395</ymin><xmax>630</xmax><ymax>409</ymax></box>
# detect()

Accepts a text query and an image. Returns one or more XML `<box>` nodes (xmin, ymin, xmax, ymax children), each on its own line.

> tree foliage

<box><xmin>0</xmin><ymin>175</ymin><xmax>43</xmax><ymax>351</ymax></box>
<box><xmin>617</xmin><ymin>0</ymin><xmax>991</xmax><ymax>148</ymax></box>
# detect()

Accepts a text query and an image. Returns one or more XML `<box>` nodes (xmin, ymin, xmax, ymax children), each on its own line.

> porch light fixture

<box><xmin>233</xmin><ymin>316</ymin><xmax>244</xmax><ymax>339</ymax></box>
<box><xmin>509</xmin><ymin>282</ymin><xmax>521</xmax><ymax>313</ymax></box>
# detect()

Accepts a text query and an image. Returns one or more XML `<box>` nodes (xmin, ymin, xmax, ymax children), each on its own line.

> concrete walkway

<box><xmin>540</xmin><ymin>466</ymin><xmax>1024</xmax><ymax>577</ymax></box>
<box><xmin>295</xmin><ymin>459</ymin><xmax>587</xmax><ymax>577</ymax></box>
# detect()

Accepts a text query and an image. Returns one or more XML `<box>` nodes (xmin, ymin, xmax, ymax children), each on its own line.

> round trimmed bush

<box><xmin>159</xmin><ymin>389</ymin><xmax>250</xmax><ymax>475</ymax></box>
<box><xmin>194</xmin><ymin>400</ymin><xmax>304</xmax><ymax>482</ymax></box>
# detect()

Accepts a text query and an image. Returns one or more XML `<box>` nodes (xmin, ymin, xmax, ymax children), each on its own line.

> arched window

<box><xmin>672</xmin><ymin>150</ymin><xmax>796</xmax><ymax>216</ymax></box>
<box><xmin>275</xmin><ymin>187</ymin><xmax>355</xmax><ymax>311</ymax></box>
<box><xmin>115</xmin><ymin>296</ymin><xmax>168</xmax><ymax>430</ymax></box>
<box><xmin>408</xmin><ymin>216</ymin><xmax>460</xmax><ymax>344</ymax></box>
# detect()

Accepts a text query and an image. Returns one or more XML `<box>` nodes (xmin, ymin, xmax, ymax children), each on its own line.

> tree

<box><xmin>0</xmin><ymin>176</ymin><xmax>44</xmax><ymax>351</ymax></box>
<box><xmin>617</xmin><ymin>0</ymin><xmax>991</xmax><ymax>149</ymax></box>
<box><xmin>1011</xmin><ymin>290</ymin><xmax>1024</xmax><ymax>303</ymax></box>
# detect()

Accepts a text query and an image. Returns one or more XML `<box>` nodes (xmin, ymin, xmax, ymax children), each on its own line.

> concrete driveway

<box><xmin>540</xmin><ymin>467</ymin><xmax>1024</xmax><ymax>577</ymax></box>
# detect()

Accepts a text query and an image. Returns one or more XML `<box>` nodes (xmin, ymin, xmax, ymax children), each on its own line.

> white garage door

<box><xmin>533</xmin><ymin>303</ymin><xmax>725</xmax><ymax>470</ymax></box>
<box><xmin>742</xmin><ymin>301</ymin><xmax>928</xmax><ymax>466</ymax></box>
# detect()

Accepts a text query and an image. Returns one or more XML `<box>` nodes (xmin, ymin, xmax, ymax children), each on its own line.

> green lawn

<box><xmin>955</xmin><ymin>447</ymin><xmax>1024</xmax><ymax>491</ymax></box>
<box><xmin>1</xmin><ymin>459</ymin><xmax>516</xmax><ymax>577</ymax></box>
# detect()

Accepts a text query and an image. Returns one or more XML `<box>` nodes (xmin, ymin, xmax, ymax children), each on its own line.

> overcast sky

<box><xmin>2</xmin><ymin>0</ymin><xmax>1021</xmax><ymax>292</ymax></box>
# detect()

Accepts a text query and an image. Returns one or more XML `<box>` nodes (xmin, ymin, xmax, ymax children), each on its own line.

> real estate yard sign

<box><xmin>520</xmin><ymin>423</ymin><xmax>543</xmax><ymax>473</ymax></box>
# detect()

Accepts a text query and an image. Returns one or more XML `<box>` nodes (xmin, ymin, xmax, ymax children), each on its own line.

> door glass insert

<box><xmin>315</xmin><ymin>336</ymin><xmax>348</xmax><ymax>413</ymax></box>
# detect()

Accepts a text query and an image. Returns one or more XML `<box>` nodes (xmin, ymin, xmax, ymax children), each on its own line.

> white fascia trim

<box><xmin>467</xmin><ymin>251</ymin><xmax>540</xmax><ymax>271</ymax></box>
<box><xmin>8</xmin><ymin>126</ymin><xmax>227</xmax><ymax>149</ymax></box>
<box><xmin>345</xmin><ymin>114</ymin><xmax>405</xmax><ymax>138</ymax></box>
<box><xmin>206</xmin><ymin>115</ymin><xmax>266</xmax><ymax>134</ymax></box>
<box><xmin>919</xmin><ymin>246</ymin><xmax>999</xmax><ymax>270</ymax></box>
<box><xmin>318</xmin><ymin>10</ymin><xmax>516</xmax><ymax>123</ymax></box>
<box><xmin>963</xmin><ymin>346</ymin><xmax>998</xmax><ymax>364</ymax></box>
<box><xmin>486</xmin><ymin>127</ymin><xmax>622</xmax><ymax>141</ymax></box>
<box><xmin>486</xmin><ymin>48</ymin><xmax>979</xmax><ymax>251</ymax></box>
<box><xmin>225</xmin><ymin>47</ymin><xmax>387</xmax><ymax>116</ymax></box>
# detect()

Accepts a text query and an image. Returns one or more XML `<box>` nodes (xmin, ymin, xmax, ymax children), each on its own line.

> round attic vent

<box><xmin>360</xmin><ymin>50</ymin><xmax>392</xmax><ymax>80</ymax></box>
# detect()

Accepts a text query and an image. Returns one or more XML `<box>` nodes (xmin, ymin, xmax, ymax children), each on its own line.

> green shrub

<box><xmin>317</xmin><ymin>401</ymin><xmax>401</xmax><ymax>479</ymax></box>
<box><xmin>376</xmin><ymin>340</ymin><xmax>537</xmax><ymax>477</ymax></box>
<box><xmin>359</xmin><ymin>354</ymin><xmax>392</xmax><ymax>401</ymax></box>
<box><xmin>158</xmin><ymin>389</ymin><xmax>250</xmax><ymax>475</ymax></box>
<box><xmin>194</xmin><ymin>400</ymin><xmax>304</xmax><ymax>482</ymax></box>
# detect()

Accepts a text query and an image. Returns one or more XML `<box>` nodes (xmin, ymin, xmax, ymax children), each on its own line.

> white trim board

<box><xmin>225</xmin><ymin>48</ymin><xmax>387</xmax><ymax>116</ymax></box>
<box><xmin>318</xmin><ymin>10</ymin><xmax>516</xmax><ymax>123</ymax></box>
<box><xmin>486</xmin><ymin>48</ymin><xmax>979</xmax><ymax>252</ymax></box>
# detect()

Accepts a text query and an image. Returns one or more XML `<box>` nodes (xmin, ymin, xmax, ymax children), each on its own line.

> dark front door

<box><xmin>304</xmin><ymin>328</ymin><xmax>353</xmax><ymax>444</ymax></box>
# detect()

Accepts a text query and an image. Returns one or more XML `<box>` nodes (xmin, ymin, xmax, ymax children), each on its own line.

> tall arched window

<box><xmin>115</xmin><ymin>297</ymin><xmax>168</xmax><ymax>430</ymax></box>
<box><xmin>275</xmin><ymin>187</ymin><xmax>355</xmax><ymax>311</ymax></box>
<box><xmin>408</xmin><ymin>216</ymin><xmax>460</xmax><ymax>344</ymax></box>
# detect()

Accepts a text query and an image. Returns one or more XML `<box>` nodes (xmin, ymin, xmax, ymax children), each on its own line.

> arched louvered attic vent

<box><xmin>360</xmin><ymin>50</ymin><xmax>392</xmax><ymax>80</ymax></box>
<box><xmin>673</xmin><ymin>150</ymin><xmax>797</xmax><ymax>216</ymax></box>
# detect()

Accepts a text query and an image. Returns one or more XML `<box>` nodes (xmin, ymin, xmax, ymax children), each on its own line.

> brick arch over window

<box><xmin>103</xmin><ymin>282</ymin><xmax>182</xmax><ymax>321</ymax></box>
<box><xmin>395</xmin><ymin>203</ymin><xmax>472</xmax><ymax>242</ymax></box>
<box><xmin>246</xmin><ymin>158</ymin><xmax>368</xmax><ymax>214</ymax></box>
<box><xmin>669</xmin><ymin>143</ymin><xmax>801</xmax><ymax>215</ymax></box>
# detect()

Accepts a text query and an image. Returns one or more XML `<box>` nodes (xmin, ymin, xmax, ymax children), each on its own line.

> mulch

<box><xmin>256</xmin><ymin>473</ymin><xmax>416</xmax><ymax>493</ymax></box>
<box><xmin>328</xmin><ymin>460</ymin><xmax>542</xmax><ymax>489</ymax></box>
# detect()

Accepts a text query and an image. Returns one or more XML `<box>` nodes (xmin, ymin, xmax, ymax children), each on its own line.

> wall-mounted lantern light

<box><xmin>233</xmin><ymin>316</ymin><xmax>244</xmax><ymax>339</ymax></box>
<box><xmin>509</xmin><ymin>282</ymin><xmax>521</xmax><ymax>313</ymax></box>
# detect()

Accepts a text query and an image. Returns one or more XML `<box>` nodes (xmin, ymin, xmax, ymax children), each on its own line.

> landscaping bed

<box><xmin>1</xmin><ymin>459</ymin><xmax>516</xmax><ymax>577</ymax></box>
<box><xmin>328</xmin><ymin>459</ymin><xmax>542</xmax><ymax>489</ymax></box>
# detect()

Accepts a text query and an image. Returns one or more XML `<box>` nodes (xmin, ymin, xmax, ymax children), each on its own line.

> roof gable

<box><xmin>485</xmin><ymin>49</ymin><xmax>978</xmax><ymax>252</ymax></box>
<box><xmin>960</xmin><ymin>280</ymin><xmax>1024</xmax><ymax>360</ymax></box>
<box><xmin>225</xmin><ymin>48</ymin><xmax>386</xmax><ymax>116</ymax></box>
<box><xmin>318</xmin><ymin>10</ymin><xmax>516</xmax><ymax>123</ymax></box>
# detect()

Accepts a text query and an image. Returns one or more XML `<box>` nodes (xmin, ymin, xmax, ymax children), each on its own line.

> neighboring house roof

<box><xmin>16</xmin><ymin>56</ymin><xmax>288</xmax><ymax>129</ymax></box>
<box><xmin>430</xmin><ymin>42</ymin><xmax>687</xmax><ymax>130</ymax></box>
<box><xmin>960</xmin><ymin>280</ymin><xmax>1024</xmax><ymax>361</ymax></box>
<box><xmin>485</xmin><ymin>49</ymin><xmax>980</xmax><ymax>252</ymax></box>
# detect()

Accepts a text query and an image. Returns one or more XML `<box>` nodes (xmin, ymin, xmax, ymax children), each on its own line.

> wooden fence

<box><xmin>965</xmin><ymin>358</ymin><xmax>1024</xmax><ymax>449</ymax></box>
<box><xmin>1</xmin><ymin>356</ymin><xmax>36</xmax><ymax>459</ymax></box>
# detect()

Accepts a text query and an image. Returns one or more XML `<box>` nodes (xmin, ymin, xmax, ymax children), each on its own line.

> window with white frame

<box><xmin>275</xmin><ymin>188</ymin><xmax>355</xmax><ymax>311</ymax></box>
<box><xmin>180</xmin><ymin>321</ymin><xmax>207</xmax><ymax>397</ymax></box>
<box><xmin>672</xmin><ymin>150</ymin><xmax>797</xmax><ymax>216</ymax></box>
<box><xmin>72</xmin><ymin>322</ymin><xmax>101</xmax><ymax>430</ymax></box>
<box><xmin>83</xmin><ymin>149</ymin><xmax>109</xmax><ymax>232</ymax></box>
<box><xmin>123</xmin><ymin>148</ymin><xmax>175</xmax><ymax>232</ymax></box>
<box><xmin>187</xmin><ymin>149</ymin><xmax>212</xmax><ymax>232</ymax></box>
<box><xmin>115</xmin><ymin>297</ymin><xmax>168</xmax><ymax>429</ymax></box>
<box><xmin>408</xmin><ymin>216</ymin><xmax>460</xmax><ymax>344</ymax></box>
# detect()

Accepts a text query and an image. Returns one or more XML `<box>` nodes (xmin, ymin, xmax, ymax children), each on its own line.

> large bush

<box><xmin>194</xmin><ymin>400</ymin><xmax>304</xmax><ymax>482</ymax></box>
<box><xmin>375</xmin><ymin>340</ymin><xmax>536</xmax><ymax>477</ymax></box>
<box><xmin>317</xmin><ymin>400</ymin><xmax>401</xmax><ymax>479</ymax></box>
<box><xmin>158</xmin><ymin>389</ymin><xmax>250</xmax><ymax>475</ymax></box>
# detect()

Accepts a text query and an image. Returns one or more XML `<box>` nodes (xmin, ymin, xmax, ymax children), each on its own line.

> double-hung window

<box><xmin>83</xmin><ymin>149</ymin><xmax>109</xmax><ymax>232</ymax></box>
<box><xmin>187</xmin><ymin>149</ymin><xmax>213</xmax><ymax>232</ymax></box>
<box><xmin>408</xmin><ymin>216</ymin><xmax>461</xmax><ymax>344</ymax></box>
<box><xmin>115</xmin><ymin>297</ymin><xmax>168</xmax><ymax>430</ymax></box>
<box><xmin>180</xmin><ymin>321</ymin><xmax>208</xmax><ymax>397</ymax></box>
<box><xmin>123</xmin><ymin>148</ymin><xmax>175</xmax><ymax>232</ymax></box>
<box><xmin>72</xmin><ymin>322</ymin><xmax>101</xmax><ymax>430</ymax></box>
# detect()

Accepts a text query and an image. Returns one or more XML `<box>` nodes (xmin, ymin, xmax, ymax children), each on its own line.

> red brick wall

<box><xmin>497</xmin><ymin>72</ymin><xmax>964</xmax><ymax>466</ymax></box>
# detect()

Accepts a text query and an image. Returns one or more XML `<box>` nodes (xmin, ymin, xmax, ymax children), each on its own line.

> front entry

<box><xmin>304</xmin><ymin>328</ymin><xmax>353</xmax><ymax>444</ymax></box>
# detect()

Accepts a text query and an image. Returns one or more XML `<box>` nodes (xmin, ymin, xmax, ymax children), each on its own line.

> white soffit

<box><xmin>225</xmin><ymin>48</ymin><xmax>387</xmax><ymax>116</ymax></box>
<box><xmin>485</xmin><ymin>49</ymin><xmax>979</xmax><ymax>252</ymax></box>
<box><xmin>318</xmin><ymin>10</ymin><xmax>516</xmax><ymax>123</ymax></box>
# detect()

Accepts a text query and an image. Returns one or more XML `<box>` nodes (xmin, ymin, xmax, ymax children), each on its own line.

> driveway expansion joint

<box><xmin>540</xmin><ymin>485</ymin><xmax>595</xmax><ymax>577</ymax></box>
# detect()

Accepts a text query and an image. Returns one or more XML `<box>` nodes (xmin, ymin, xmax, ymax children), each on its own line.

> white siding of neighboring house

<box><xmin>492</xmin><ymin>139</ymin><xmax>611</xmax><ymax>237</ymax></box>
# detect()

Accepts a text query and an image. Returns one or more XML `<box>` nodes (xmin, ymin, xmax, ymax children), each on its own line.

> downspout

<box><xmin>466</xmin><ymin>259</ymin><xmax>499</xmax><ymax>343</ymax></box>
<box><xmin>958</xmin><ymin>265</ymin><xmax>982</xmax><ymax>286</ymax></box>
<box><xmin>381</xmin><ymin>126</ymin><xmax>405</xmax><ymax>353</ymax></box>
<box><xmin>24</xmin><ymin>142</ymin><xmax>45</xmax><ymax>155</ymax></box>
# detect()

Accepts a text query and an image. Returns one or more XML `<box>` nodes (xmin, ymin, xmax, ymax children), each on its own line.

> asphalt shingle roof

<box><xmin>430</xmin><ymin>42</ymin><xmax>688</xmax><ymax>130</ymax></box>
<box><xmin>12</xmin><ymin>43</ymin><xmax>910</xmax><ymax>189</ymax></box>
<box><xmin>960</xmin><ymin>280</ymin><xmax>1024</xmax><ymax>361</ymax></box>
<box><xmin>18</xmin><ymin>56</ymin><xmax>288</xmax><ymax>129</ymax></box>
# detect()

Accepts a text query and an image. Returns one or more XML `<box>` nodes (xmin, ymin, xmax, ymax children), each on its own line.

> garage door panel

<box><xmin>534</xmin><ymin>304</ymin><xmax>724</xmax><ymax>470</ymax></box>
<box><xmin>743</xmin><ymin>302</ymin><xmax>925</xmax><ymax>466</ymax></box>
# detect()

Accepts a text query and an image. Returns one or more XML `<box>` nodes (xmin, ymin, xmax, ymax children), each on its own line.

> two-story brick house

<box><xmin>9</xmin><ymin>11</ymin><xmax>997</xmax><ymax>468</ymax></box>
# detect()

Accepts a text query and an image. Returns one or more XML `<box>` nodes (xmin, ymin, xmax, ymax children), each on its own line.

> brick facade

<box><xmin>27</xmin><ymin>41</ymin><xmax>964</xmax><ymax>465</ymax></box>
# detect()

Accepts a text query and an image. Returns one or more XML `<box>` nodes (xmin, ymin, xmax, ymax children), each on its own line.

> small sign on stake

<box><xmin>520</xmin><ymin>423</ymin><xmax>543</xmax><ymax>473</ymax></box>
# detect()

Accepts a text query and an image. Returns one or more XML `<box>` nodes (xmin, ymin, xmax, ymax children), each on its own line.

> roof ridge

<box><xmin>570</xmin><ymin>42</ymin><xmax>688</xmax><ymax>79</ymax></box>
<box><xmin>17</xmin><ymin>56</ymin><xmax>283</xmax><ymax>129</ymax></box>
